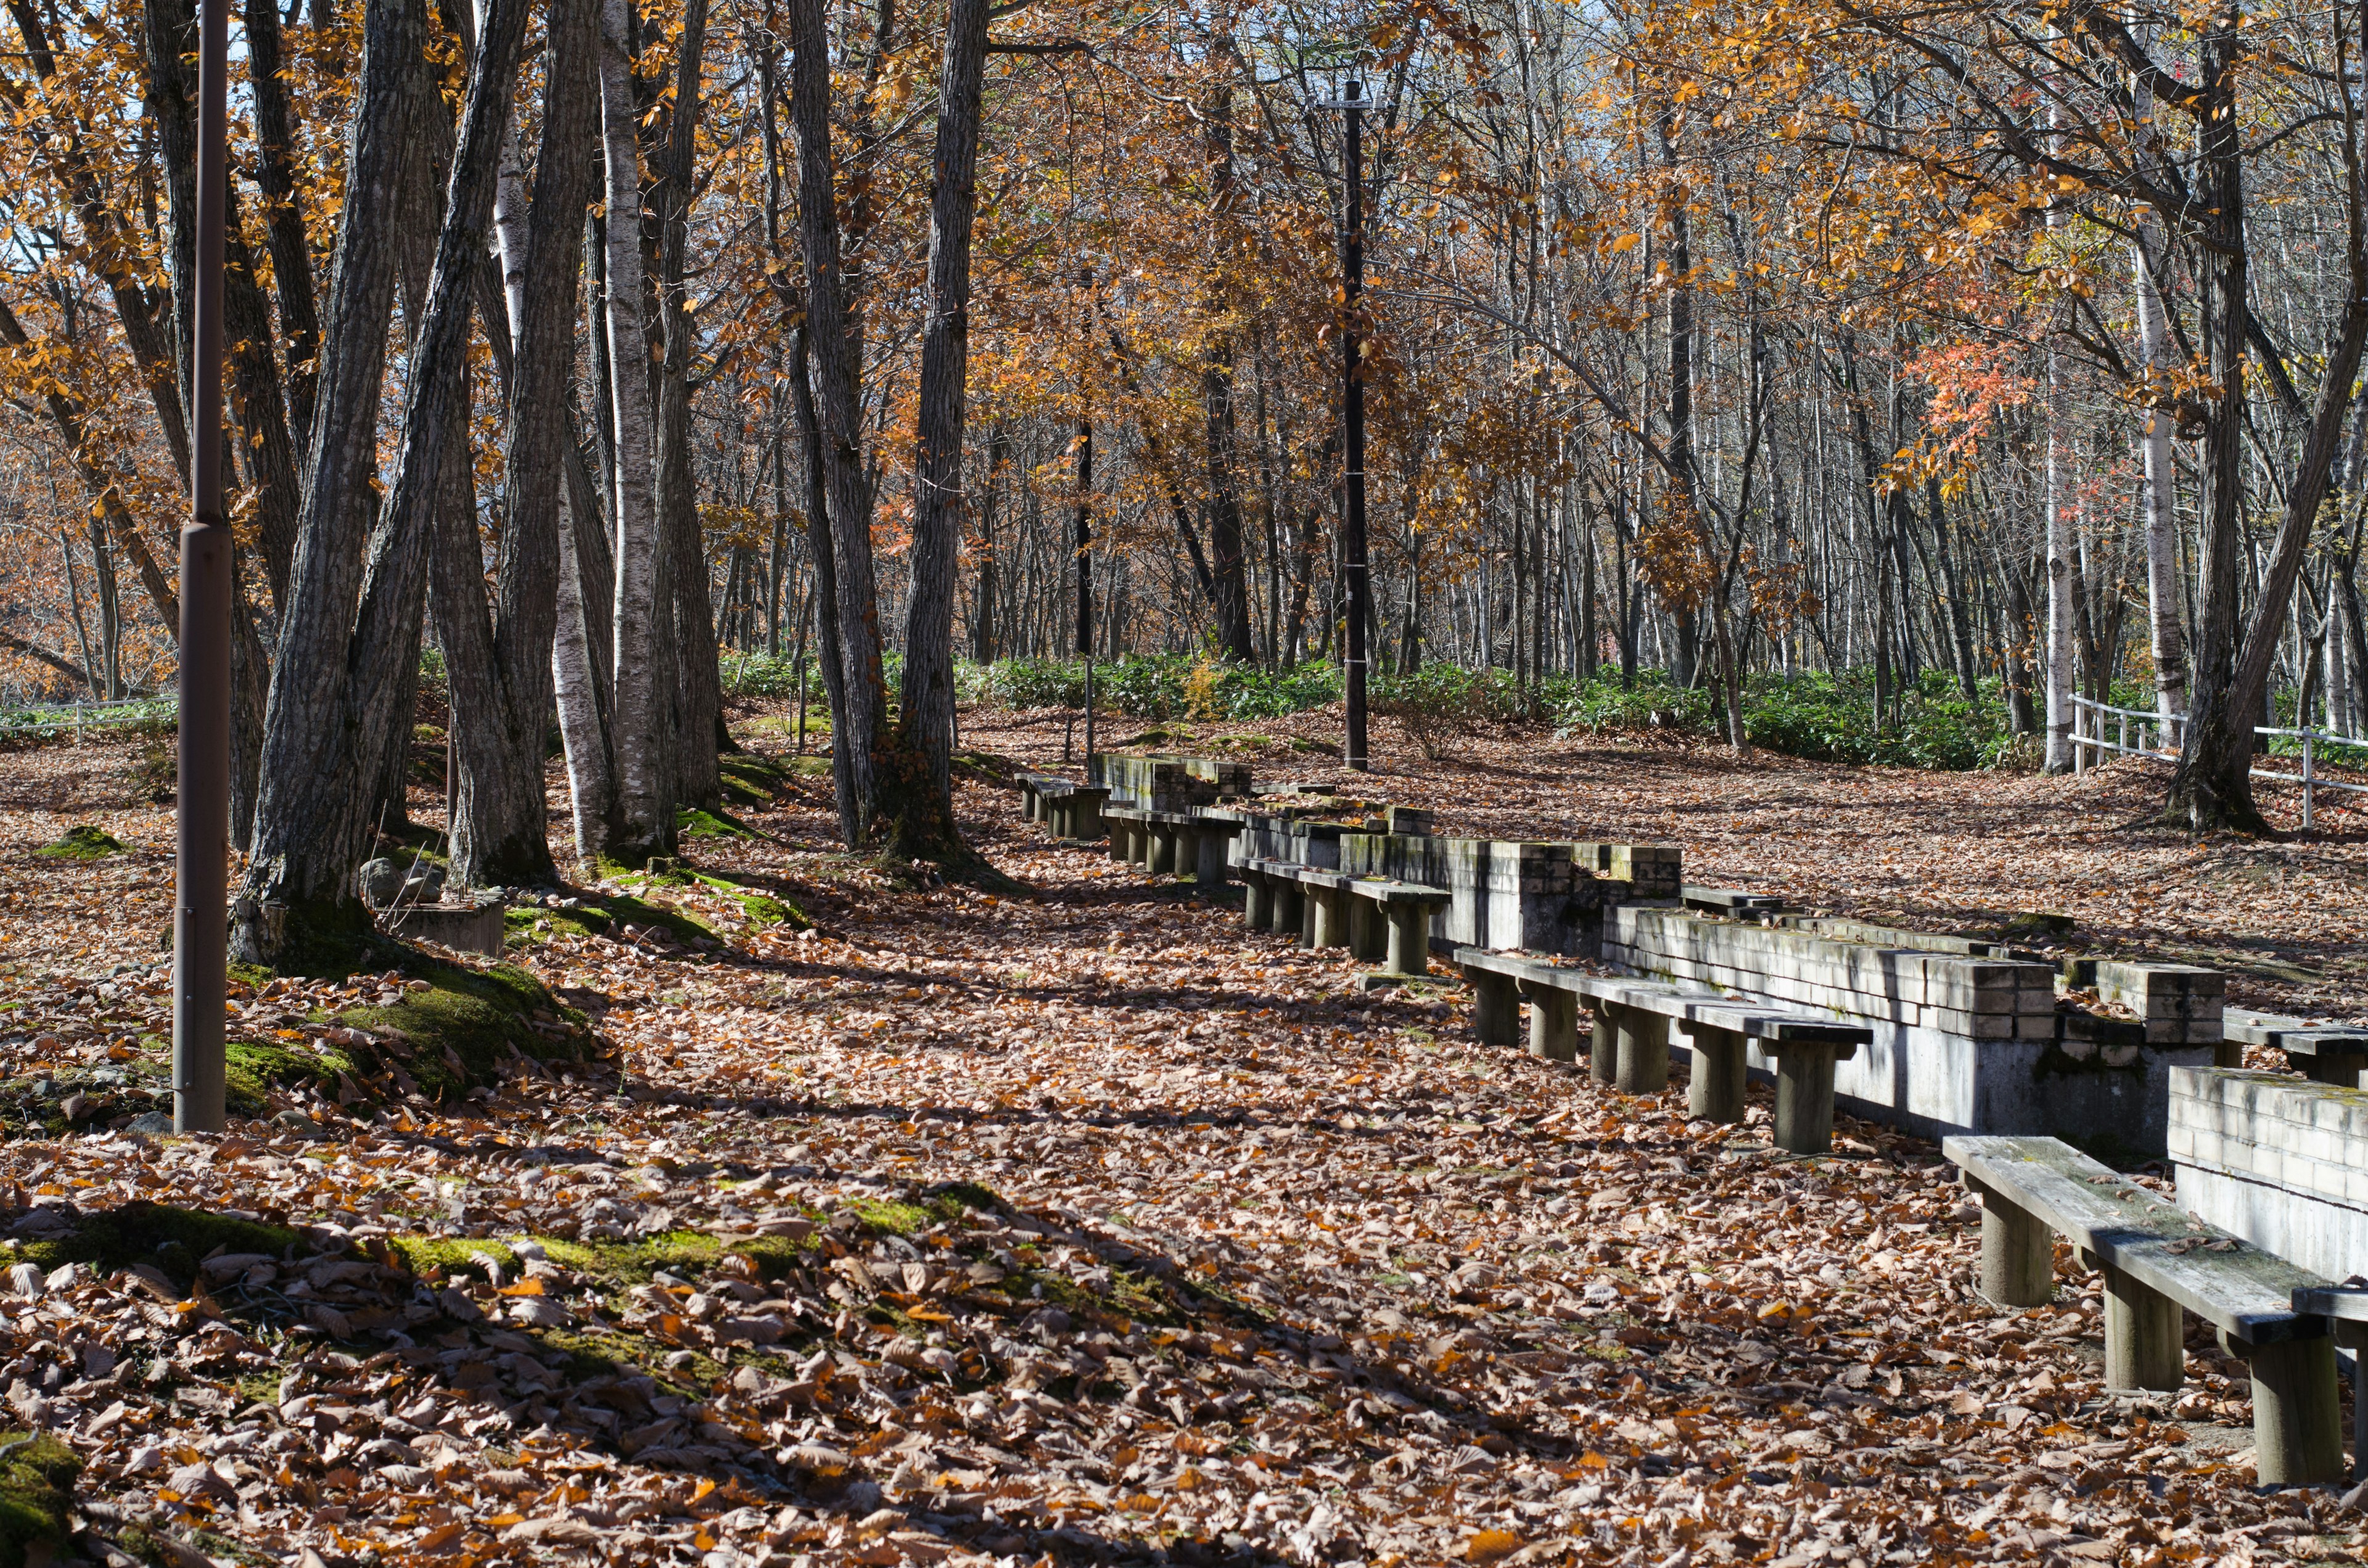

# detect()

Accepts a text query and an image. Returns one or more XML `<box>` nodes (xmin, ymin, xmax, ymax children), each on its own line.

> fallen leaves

<box><xmin>0</xmin><ymin>716</ymin><xmax>2356</xmax><ymax>1565</ymax></box>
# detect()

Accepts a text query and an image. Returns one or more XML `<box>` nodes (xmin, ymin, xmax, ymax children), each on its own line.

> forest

<box><xmin>8</xmin><ymin>0</ymin><xmax>2368</xmax><ymax>898</ymax></box>
<box><xmin>8</xmin><ymin>1</ymin><xmax>2368</xmax><ymax>1564</ymax></box>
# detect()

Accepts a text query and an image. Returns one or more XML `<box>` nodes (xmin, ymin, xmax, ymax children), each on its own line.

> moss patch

<box><xmin>15</xmin><ymin>1202</ymin><xmax>306</xmax><ymax>1287</ymax></box>
<box><xmin>36</xmin><ymin>824</ymin><xmax>124</xmax><ymax>860</ymax></box>
<box><xmin>533</xmin><ymin>1228</ymin><xmax>819</xmax><ymax>1287</ymax></box>
<box><xmin>506</xmin><ymin>890</ymin><xmax>713</xmax><ymax>949</ymax></box>
<box><xmin>224</xmin><ymin>1042</ymin><xmax>361</xmax><ymax>1116</ymax></box>
<box><xmin>331</xmin><ymin>963</ymin><xmax>594</xmax><ymax>1099</ymax></box>
<box><xmin>717</xmin><ymin>753</ymin><xmax>799</xmax><ymax>811</ymax></box>
<box><xmin>0</xmin><ymin>1432</ymin><xmax>79</xmax><ymax>1568</ymax></box>
<box><xmin>676</xmin><ymin>806</ymin><xmax>757</xmax><ymax>840</ymax></box>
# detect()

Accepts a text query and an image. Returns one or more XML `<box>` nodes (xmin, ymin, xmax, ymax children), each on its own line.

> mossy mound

<box><xmin>14</xmin><ymin>1201</ymin><xmax>306</xmax><ymax>1287</ymax></box>
<box><xmin>35</xmin><ymin>824</ymin><xmax>124</xmax><ymax>860</ymax></box>
<box><xmin>223</xmin><ymin>1041</ymin><xmax>365</xmax><ymax>1117</ymax></box>
<box><xmin>675</xmin><ymin>805</ymin><xmax>757</xmax><ymax>840</ymax></box>
<box><xmin>331</xmin><ymin>963</ymin><xmax>596</xmax><ymax>1099</ymax></box>
<box><xmin>505</xmin><ymin>891</ymin><xmax>713</xmax><ymax>948</ymax></box>
<box><xmin>717</xmin><ymin>753</ymin><xmax>799</xmax><ymax>811</ymax></box>
<box><xmin>0</xmin><ymin>1432</ymin><xmax>79</xmax><ymax>1567</ymax></box>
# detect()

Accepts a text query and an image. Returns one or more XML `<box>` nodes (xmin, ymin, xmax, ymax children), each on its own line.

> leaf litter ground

<box><xmin>0</xmin><ymin>713</ymin><xmax>2363</xmax><ymax>1567</ymax></box>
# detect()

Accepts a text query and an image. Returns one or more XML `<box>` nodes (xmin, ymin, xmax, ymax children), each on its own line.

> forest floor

<box><xmin>0</xmin><ymin>707</ymin><xmax>2364</xmax><ymax>1568</ymax></box>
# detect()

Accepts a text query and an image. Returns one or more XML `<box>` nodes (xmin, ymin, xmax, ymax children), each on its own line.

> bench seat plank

<box><xmin>1944</xmin><ymin>1135</ymin><xmax>2324</xmax><ymax>1344</ymax></box>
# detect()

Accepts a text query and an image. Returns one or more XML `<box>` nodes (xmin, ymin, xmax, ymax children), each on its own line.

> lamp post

<box><xmin>173</xmin><ymin>0</ymin><xmax>231</xmax><ymax>1132</ymax></box>
<box><xmin>1075</xmin><ymin>269</ymin><xmax>1094</xmax><ymax>768</ymax></box>
<box><xmin>1319</xmin><ymin>79</ymin><xmax>1370</xmax><ymax>773</ymax></box>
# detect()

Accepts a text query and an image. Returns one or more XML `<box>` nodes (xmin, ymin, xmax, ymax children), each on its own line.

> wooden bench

<box><xmin>1244</xmin><ymin>859</ymin><xmax>1446</xmax><ymax>978</ymax></box>
<box><xmin>1946</xmin><ymin>1135</ymin><xmax>2344</xmax><ymax>1486</ymax></box>
<box><xmin>2222</xmin><ymin>1008</ymin><xmax>2368</xmax><ymax>1088</ymax></box>
<box><xmin>2290</xmin><ymin>1283</ymin><xmax>2368</xmax><ymax>1483</ymax></box>
<box><xmin>1453</xmin><ymin>953</ymin><xmax>1872</xmax><ymax>1154</ymax></box>
<box><xmin>1108</xmin><ymin>807</ymin><xmax>1226</xmax><ymax>886</ymax></box>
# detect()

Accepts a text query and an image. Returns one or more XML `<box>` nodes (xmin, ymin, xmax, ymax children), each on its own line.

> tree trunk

<box><xmin>656</xmin><ymin>0</ymin><xmax>725</xmax><ymax>807</ymax></box>
<box><xmin>596</xmin><ymin>0</ymin><xmax>675</xmax><ymax>866</ymax></box>
<box><xmin>232</xmin><ymin>0</ymin><xmax>429</xmax><ymax>958</ymax></box>
<box><xmin>236</xmin><ymin>0</ymin><xmax>529</xmax><ymax>964</ymax></box>
<box><xmin>438</xmin><ymin>0</ymin><xmax>597</xmax><ymax>888</ymax></box>
<box><xmin>788</xmin><ymin>0</ymin><xmax>889</xmax><ymax>842</ymax></box>
<box><xmin>891</xmin><ymin>0</ymin><xmax>992</xmax><ymax>862</ymax></box>
<box><xmin>2044</xmin><ymin>322</ymin><xmax>2076</xmax><ymax>772</ymax></box>
<box><xmin>2164</xmin><ymin>9</ymin><xmax>2266</xmax><ymax>830</ymax></box>
<box><xmin>2133</xmin><ymin>228</ymin><xmax>2190</xmax><ymax>721</ymax></box>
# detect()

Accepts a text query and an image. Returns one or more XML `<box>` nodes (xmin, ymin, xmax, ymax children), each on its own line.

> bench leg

<box><xmin>1243</xmin><ymin>876</ymin><xmax>1272</xmax><ymax>932</ymax></box>
<box><xmin>1615</xmin><ymin>1009</ymin><xmax>1670</xmax><ymax>1093</ymax></box>
<box><xmin>1148</xmin><ymin>827</ymin><xmax>1177</xmax><ymax>875</ymax></box>
<box><xmin>1471</xmin><ymin>972</ymin><xmax>1520</xmax><ymax>1047</ymax></box>
<box><xmin>2213</xmin><ymin>1041</ymin><xmax>2243</xmax><ymax>1070</ymax></box>
<box><xmin>1055</xmin><ymin>800</ymin><xmax>1076</xmax><ymax>839</ymax></box>
<box><xmin>1273</xmin><ymin>882</ymin><xmax>1304</xmax><ymax>937</ymax></box>
<box><xmin>2101</xmin><ymin>1266</ymin><xmax>2183</xmax><ymax>1392</ymax></box>
<box><xmin>1195</xmin><ymin>831</ymin><xmax>1228</xmax><ymax>886</ymax></box>
<box><xmin>1384</xmin><ymin>907</ymin><xmax>1429</xmax><ymax>976</ymax></box>
<box><xmin>1976</xmin><ymin>1191</ymin><xmax>2054</xmax><ymax>1308</ymax></box>
<box><xmin>1682</xmin><ymin>1023</ymin><xmax>1748</xmax><ymax>1123</ymax></box>
<box><xmin>1347</xmin><ymin>900</ymin><xmax>1386</xmax><ymax>962</ymax></box>
<box><xmin>1077</xmin><ymin>799</ymin><xmax>1105</xmax><ymax>840</ymax></box>
<box><xmin>2243</xmin><ymin>1336</ymin><xmax>2345</xmax><ymax>1486</ymax></box>
<box><xmin>1309</xmin><ymin>889</ymin><xmax>1347</xmax><ymax>949</ymax></box>
<box><xmin>1175</xmin><ymin>831</ymin><xmax>1204</xmax><ymax>887</ymax></box>
<box><xmin>1584</xmin><ymin>1003</ymin><xmax>1618</xmax><ymax>1084</ymax></box>
<box><xmin>1770</xmin><ymin>1045</ymin><xmax>1838</xmax><ymax>1155</ymax></box>
<box><xmin>1524</xmin><ymin>985</ymin><xmax>1577</xmax><ymax>1063</ymax></box>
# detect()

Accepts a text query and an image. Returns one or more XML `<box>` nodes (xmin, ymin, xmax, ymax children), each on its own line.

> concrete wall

<box><xmin>2173</xmin><ymin>1066</ymin><xmax>2368</xmax><ymax>1283</ymax></box>
<box><xmin>1609</xmin><ymin>905</ymin><xmax>2213</xmax><ymax>1157</ymax></box>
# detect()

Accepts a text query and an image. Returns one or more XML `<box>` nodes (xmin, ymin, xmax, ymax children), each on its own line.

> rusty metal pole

<box><xmin>1075</xmin><ymin>268</ymin><xmax>1095</xmax><ymax>770</ymax></box>
<box><xmin>1330</xmin><ymin>80</ymin><xmax>1371</xmax><ymax>773</ymax></box>
<box><xmin>173</xmin><ymin>0</ymin><xmax>231</xmax><ymax>1133</ymax></box>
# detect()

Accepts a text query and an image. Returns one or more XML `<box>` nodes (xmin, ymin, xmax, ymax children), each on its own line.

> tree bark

<box><xmin>890</xmin><ymin>0</ymin><xmax>992</xmax><ymax>861</ymax></box>
<box><xmin>656</xmin><ymin>0</ymin><xmax>724</xmax><ymax>809</ymax></box>
<box><xmin>436</xmin><ymin>0</ymin><xmax>597</xmax><ymax>888</ymax></box>
<box><xmin>597</xmin><ymin>0</ymin><xmax>676</xmax><ymax>866</ymax></box>
<box><xmin>2164</xmin><ymin>7</ymin><xmax>2263</xmax><ymax>830</ymax></box>
<box><xmin>788</xmin><ymin>0</ymin><xmax>890</xmax><ymax>842</ymax></box>
<box><xmin>236</xmin><ymin>0</ymin><xmax>529</xmax><ymax>963</ymax></box>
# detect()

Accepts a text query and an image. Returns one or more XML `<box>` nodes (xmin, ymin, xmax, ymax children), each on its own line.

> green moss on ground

<box><xmin>717</xmin><ymin>753</ymin><xmax>800</xmax><ymax>811</ymax></box>
<box><xmin>223</xmin><ymin>1042</ymin><xmax>361</xmax><ymax>1116</ymax></box>
<box><xmin>330</xmin><ymin>963</ymin><xmax>596</xmax><ymax>1100</ymax></box>
<box><xmin>676</xmin><ymin>806</ymin><xmax>757</xmax><ymax>840</ymax></box>
<box><xmin>0</xmin><ymin>1432</ymin><xmax>80</xmax><ymax>1568</ymax></box>
<box><xmin>36</xmin><ymin>824</ymin><xmax>124</xmax><ymax>860</ymax></box>
<box><xmin>15</xmin><ymin>1202</ymin><xmax>305</xmax><ymax>1287</ymax></box>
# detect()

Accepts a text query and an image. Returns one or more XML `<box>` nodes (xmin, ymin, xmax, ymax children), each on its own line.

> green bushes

<box><xmin>726</xmin><ymin>647</ymin><xmax>2045</xmax><ymax>773</ymax></box>
<box><xmin>1552</xmin><ymin>668</ymin><xmax>2026</xmax><ymax>770</ymax></box>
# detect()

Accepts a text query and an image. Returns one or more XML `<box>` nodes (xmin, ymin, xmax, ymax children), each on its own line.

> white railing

<box><xmin>0</xmin><ymin>695</ymin><xmax>176</xmax><ymax>741</ymax></box>
<box><xmin>2071</xmin><ymin>694</ymin><xmax>2368</xmax><ymax>829</ymax></box>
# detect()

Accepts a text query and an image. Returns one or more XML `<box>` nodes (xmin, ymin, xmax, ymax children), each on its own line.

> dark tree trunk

<box><xmin>890</xmin><ymin>0</ymin><xmax>991</xmax><ymax>862</ymax></box>
<box><xmin>2165</xmin><ymin>10</ymin><xmax>2267</xmax><ymax>832</ymax></box>
<box><xmin>236</xmin><ymin>0</ymin><xmax>530</xmax><ymax>964</ymax></box>
<box><xmin>656</xmin><ymin>0</ymin><xmax>725</xmax><ymax>808</ymax></box>
<box><xmin>437</xmin><ymin>0</ymin><xmax>598</xmax><ymax>888</ymax></box>
<box><xmin>788</xmin><ymin>0</ymin><xmax>889</xmax><ymax>840</ymax></box>
<box><xmin>243</xmin><ymin>0</ymin><xmax>323</xmax><ymax>441</ymax></box>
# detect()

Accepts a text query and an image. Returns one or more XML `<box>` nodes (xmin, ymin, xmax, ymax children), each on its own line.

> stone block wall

<box><xmin>2172</xmin><ymin>1066</ymin><xmax>2368</xmax><ymax>1285</ymax></box>
<box><xmin>1090</xmin><ymin>755</ymin><xmax>1223</xmax><ymax>812</ymax></box>
<box><xmin>2096</xmin><ymin>961</ymin><xmax>2225</xmax><ymax>1046</ymax></box>
<box><xmin>1606</xmin><ymin>906</ymin><xmax>2060</xmax><ymax>1040</ymax></box>
<box><xmin>1606</xmin><ymin>905</ymin><xmax>2213</xmax><ymax>1155</ymax></box>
